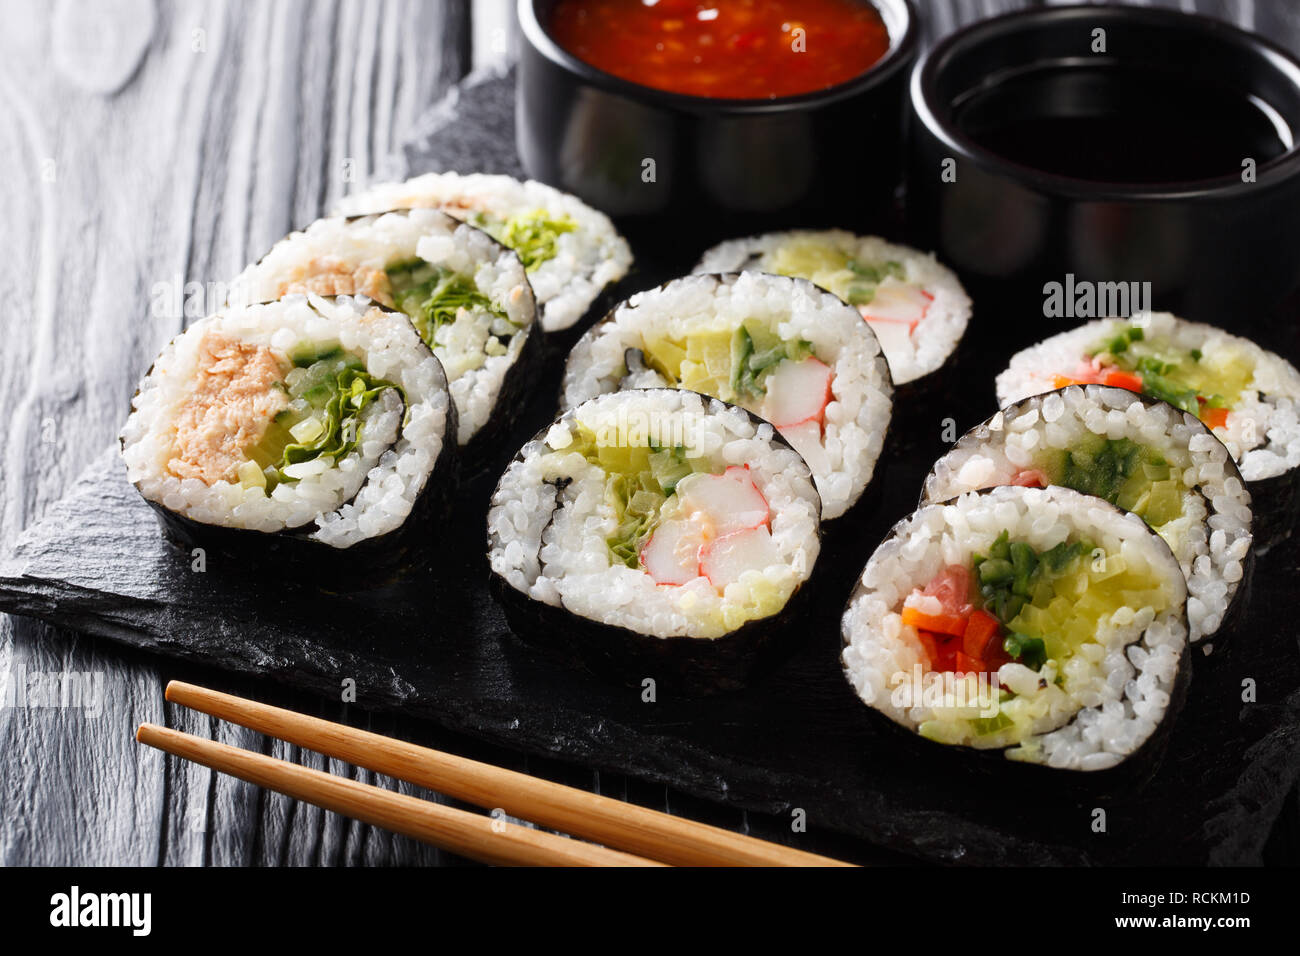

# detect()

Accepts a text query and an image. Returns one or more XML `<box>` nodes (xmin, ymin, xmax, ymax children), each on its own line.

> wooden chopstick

<box><xmin>163</xmin><ymin>680</ymin><xmax>854</xmax><ymax>867</ymax></box>
<box><xmin>137</xmin><ymin>723</ymin><xmax>661</xmax><ymax>866</ymax></box>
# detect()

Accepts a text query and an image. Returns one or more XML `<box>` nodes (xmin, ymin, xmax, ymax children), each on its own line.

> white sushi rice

<box><xmin>333</xmin><ymin>171</ymin><xmax>632</xmax><ymax>333</ymax></box>
<box><xmin>841</xmin><ymin>485</ymin><xmax>1188</xmax><ymax>771</ymax></box>
<box><xmin>560</xmin><ymin>272</ymin><xmax>893</xmax><ymax>519</ymax></box>
<box><xmin>922</xmin><ymin>385</ymin><xmax>1252</xmax><ymax>642</ymax></box>
<box><xmin>695</xmin><ymin>229</ymin><xmax>971</xmax><ymax>385</ymax></box>
<box><xmin>488</xmin><ymin>390</ymin><xmax>821</xmax><ymax>640</ymax></box>
<box><xmin>121</xmin><ymin>294</ymin><xmax>452</xmax><ymax>548</ymax></box>
<box><xmin>996</xmin><ymin>312</ymin><xmax>1300</xmax><ymax>482</ymax></box>
<box><xmin>227</xmin><ymin>208</ymin><xmax>536</xmax><ymax>445</ymax></box>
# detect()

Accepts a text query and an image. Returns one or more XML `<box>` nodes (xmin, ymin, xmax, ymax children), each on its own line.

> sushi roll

<box><xmin>997</xmin><ymin>312</ymin><xmax>1300</xmax><ymax>548</ymax></box>
<box><xmin>921</xmin><ymin>385</ymin><xmax>1253</xmax><ymax>645</ymax></box>
<box><xmin>842</xmin><ymin>485</ymin><xmax>1189</xmax><ymax>773</ymax></box>
<box><xmin>334</xmin><ymin>171</ymin><xmax>633</xmax><ymax>336</ymax></box>
<box><xmin>487</xmin><ymin>389</ymin><xmax>821</xmax><ymax>693</ymax></box>
<box><xmin>561</xmin><ymin>272</ymin><xmax>893</xmax><ymax>519</ymax></box>
<box><xmin>228</xmin><ymin>207</ymin><xmax>540</xmax><ymax>462</ymax></box>
<box><xmin>120</xmin><ymin>294</ymin><xmax>456</xmax><ymax>565</ymax></box>
<box><xmin>694</xmin><ymin>229</ymin><xmax>971</xmax><ymax>386</ymax></box>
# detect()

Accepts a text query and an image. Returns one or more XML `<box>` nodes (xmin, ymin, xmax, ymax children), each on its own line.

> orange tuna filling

<box><xmin>167</xmin><ymin>332</ymin><xmax>288</xmax><ymax>484</ymax></box>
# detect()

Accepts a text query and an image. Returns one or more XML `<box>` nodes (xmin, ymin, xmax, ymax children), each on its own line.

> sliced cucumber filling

<box><xmin>919</xmin><ymin>529</ymin><xmax>1171</xmax><ymax>748</ymax></box>
<box><xmin>1042</xmin><ymin>436</ymin><xmax>1185</xmax><ymax>529</ymax></box>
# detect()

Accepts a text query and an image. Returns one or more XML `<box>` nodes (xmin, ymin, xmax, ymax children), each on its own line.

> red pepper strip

<box><xmin>901</xmin><ymin>606</ymin><xmax>968</xmax><ymax>638</ymax></box>
<box><xmin>1102</xmin><ymin>368</ymin><xmax>1144</xmax><ymax>392</ymax></box>
<box><xmin>1201</xmin><ymin>406</ymin><xmax>1229</xmax><ymax>429</ymax></box>
<box><xmin>932</xmin><ymin>635</ymin><xmax>960</xmax><ymax>672</ymax></box>
<box><xmin>917</xmin><ymin>630</ymin><xmax>960</xmax><ymax>671</ymax></box>
<box><xmin>962</xmin><ymin>609</ymin><xmax>1001</xmax><ymax>659</ymax></box>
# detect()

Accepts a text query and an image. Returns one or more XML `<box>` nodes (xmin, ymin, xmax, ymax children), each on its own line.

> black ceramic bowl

<box><xmin>516</xmin><ymin>0</ymin><xmax>919</xmax><ymax>265</ymax></box>
<box><xmin>906</xmin><ymin>5</ymin><xmax>1300</xmax><ymax>328</ymax></box>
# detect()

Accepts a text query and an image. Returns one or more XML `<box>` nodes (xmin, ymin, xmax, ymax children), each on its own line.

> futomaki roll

<box><xmin>842</xmin><ymin>485</ymin><xmax>1189</xmax><ymax>773</ymax></box>
<box><xmin>228</xmin><ymin>208</ymin><xmax>540</xmax><ymax>461</ymax></box>
<box><xmin>996</xmin><ymin>313</ymin><xmax>1300</xmax><ymax>547</ymax></box>
<box><xmin>922</xmin><ymin>385</ymin><xmax>1252</xmax><ymax>644</ymax></box>
<box><xmin>334</xmin><ymin>171</ymin><xmax>633</xmax><ymax>336</ymax></box>
<box><xmin>694</xmin><ymin>229</ymin><xmax>971</xmax><ymax>385</ymax></box>
<box><xmin>561</xmin><ymin>272</ymin><xmax>892</xmax><ymax>519</ymax></box>
<box><xmin>487</xmin><ymin>389</ymin><xmax>822</xmax><ymax>692</ymax></box>
<box><xmin>120</xmin><ymin>294</ymin><xmax>456</xmax><ymax>565</ymax></box>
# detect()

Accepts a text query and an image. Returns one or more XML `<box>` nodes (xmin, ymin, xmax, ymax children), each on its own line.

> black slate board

<box><xmin>4</xmin><ymin>68</ymin><xmax>1300</xmax><ymax>865</ymax></box>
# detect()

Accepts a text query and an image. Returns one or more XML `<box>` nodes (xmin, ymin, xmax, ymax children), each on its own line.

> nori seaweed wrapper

<box><xmin>458</xmin><ymin>312</ymin><xmax>545</xmax><ymax>476</ymax></box>
<box><xmin>1247</xmin><ymin>466</ymin><xmax>1300</xmax><ymax>554</ymax></box>
<box><xmin>489</xmin><ymin>569</ymin><xmax>817</xmax><ymax>696</ymax></box>
<box><xmin>537</xmin><ymin>266</ymin><xmax>638</xmax><ymax>360</ymax></box>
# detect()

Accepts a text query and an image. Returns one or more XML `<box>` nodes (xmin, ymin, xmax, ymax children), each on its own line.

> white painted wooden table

<box><xmin>1</xmin><ymin>0</ymin><xmax>1296</xmax><ymax>866</ymax></box>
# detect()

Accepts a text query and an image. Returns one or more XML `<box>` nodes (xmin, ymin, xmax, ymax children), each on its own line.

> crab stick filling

<box><xmin>640</xmin><ymin>467</ymin><xmax>776</xmax><ymax>590</ymax></box>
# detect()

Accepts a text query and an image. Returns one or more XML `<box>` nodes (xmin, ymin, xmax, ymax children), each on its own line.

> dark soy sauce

<box><xmin>955</xmin><ymin>64</ymin><xmax>1289</xmax><ymax>184</ymax></box>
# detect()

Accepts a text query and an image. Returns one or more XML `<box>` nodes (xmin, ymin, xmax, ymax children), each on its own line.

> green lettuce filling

<box><xmin>605</xmin><ymin>471</ymin><xmax>668</xmax><ymax>569</ymax></box>
<box><xmin>484</xmin><ymin>210</ymin><xmax>577</xmax><ymax>272</ymax></box>
<box><xmin>385</xmin><ymin>259</ymin><xmax>507</xmax><ymax>346</ymax></box>
<box><xmin>247</xmin><ymin>345</ymin><xmax>400</xmax><ymax>492</ymax></box>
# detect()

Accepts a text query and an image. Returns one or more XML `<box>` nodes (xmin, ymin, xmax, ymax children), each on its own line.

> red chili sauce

<box><xmin>547</xmin><ymin>0</ymin><xmax>892</xmax><ymax>100</ymax></box>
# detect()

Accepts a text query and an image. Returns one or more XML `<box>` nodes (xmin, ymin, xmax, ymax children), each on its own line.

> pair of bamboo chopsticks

<box><xmin>137</xmin><ymin>681</ymin><xmax>852</xmax><ymax>867</ymax></box>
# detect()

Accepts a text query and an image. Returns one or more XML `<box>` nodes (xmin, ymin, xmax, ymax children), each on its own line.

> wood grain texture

<box><xmin>0</xmin><ymin>0</ymin><xmax>1296</xmax><ymax>867</ymax></box>
<box><xmin>0</xmin><ymin>0</ymin><xmax>470</xmax><ymax>867</ymax></box>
